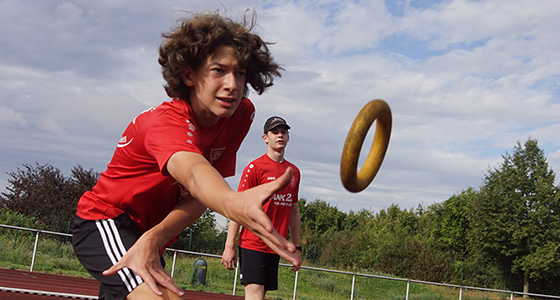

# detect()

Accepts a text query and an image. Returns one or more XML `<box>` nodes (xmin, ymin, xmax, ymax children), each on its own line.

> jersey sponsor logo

<box><xmin>267</xmin><ymin>176</ymin><xmax>276</xmax><ymax>181</ymax></box>
<box><xmin>210</xmin><ymin>147</ymin><xmax>226</xmax><ymax>164</ymax></box>
<box><xmin>271</xmin><ymin>193</ymin><xmax>293</xmax><ymax>206</ymax></box>
<box><xmin>117</xmin><ymin>136</ymin><xmax>133</xmax><ymax>148</ymax></box>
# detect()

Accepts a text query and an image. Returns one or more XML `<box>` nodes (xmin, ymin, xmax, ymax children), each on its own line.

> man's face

<box><xmin>264</xmin><ymin>126</ymin><xmax>290</xmax><ymax>150</ymax></box>
<box><xmin>183</xmin><ymin>45</ymin><xmax>246</xmax><ymax>127</ymax></box>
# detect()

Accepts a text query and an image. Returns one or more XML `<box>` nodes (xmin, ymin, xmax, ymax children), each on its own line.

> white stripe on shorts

<box><xmin>95</xmin><ymin>219</ymin><xmax>143</xmax><ymax>292</ymax></box>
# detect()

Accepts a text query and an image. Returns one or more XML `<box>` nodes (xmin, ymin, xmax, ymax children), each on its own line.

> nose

<box><xmin>224</xmin><ymin>72</ymin><xmax>238</xmax><ymax>91</ymax></box>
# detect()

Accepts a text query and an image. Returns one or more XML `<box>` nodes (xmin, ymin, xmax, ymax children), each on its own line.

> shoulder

<box><xmin>239</xmin><ymin>98</ymin><xmax>255</xmax><ymax>111</ymax></box>
<box><xmin>233</xmin><ymin>98</ymin><xmax>255</xmax><ymax>121</ymax></box>
<box><xmin>284</xmin><ymin>159</ymin><xmax>300</xmax><ymax>172</ymax></box>
<box><xmin>244</xmin><ymin>155</ymin><xmax>266</xmax><ymax>170</ymax></box>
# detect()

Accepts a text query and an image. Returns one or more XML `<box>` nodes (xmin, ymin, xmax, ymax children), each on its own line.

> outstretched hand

<box><xmin>102</xmin><ymin>233</ymin><xmax>184</xmax><ymax>297</ymax></box>
<box><xmin>227</xmin><ymin>167</ymin><xmax>302</xmax><ymax>269</ymax></box>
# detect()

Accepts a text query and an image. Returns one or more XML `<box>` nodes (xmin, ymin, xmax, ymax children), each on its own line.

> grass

<box><xmin>0</xmin><ymin>233</ymin><xmax>529</xmax><ymax>300</ymax></box>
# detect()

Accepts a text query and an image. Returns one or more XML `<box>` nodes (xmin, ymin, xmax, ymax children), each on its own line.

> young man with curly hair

<box><xmin>72</xmin><ymin>13</ymin><xmax>301</xmax><ymax>300</ymax></box>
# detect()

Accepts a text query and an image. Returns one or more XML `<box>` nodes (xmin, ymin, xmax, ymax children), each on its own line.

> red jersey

<box><xmin>237</xmin><ymin>154</ymin><xmax>300</xmax><ymax>253</ymax></box>
<box><xmin>77</xmin><ymin>98</ymin><xmax>255</xmax><ymax>235</ymax></box>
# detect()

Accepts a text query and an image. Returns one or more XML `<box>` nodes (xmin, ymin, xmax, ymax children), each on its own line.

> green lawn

<box><xmin>0</xmin><ymin>234</ymin><xmax>524</xmax><ymax>300</ymax></box>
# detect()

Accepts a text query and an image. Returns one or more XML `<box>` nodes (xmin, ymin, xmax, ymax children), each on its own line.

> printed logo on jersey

<box><xmin>267</xmin><ymin>176</ymin><xmax>276</xmax><ymax>181</ymax></box>
<box><xmin>210</xmin><ymin>148</ymin><xmax>226</xmax><ymax>164</ymax></box>
<box><xmin>271</xmin><ymin>193</ymin><xmax>293</xmax><ymax>207</ymax></box>
<box><xmin>117</xmin><ymin>136</ymin><xmax>133</xmax><ymax>148</ymax></box>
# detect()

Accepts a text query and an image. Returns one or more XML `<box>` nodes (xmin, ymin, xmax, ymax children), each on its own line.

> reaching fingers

<box><xmin>271</xmin><ymin>167</ymin><xmax>293</xmax><ymax>194</ymax></box>
<box><xmin>253</xmin><ymin>226</ymin><xmax>301</xmax><ymax>267</ymax></box>
<box><xmin>102</xmin><ymin>254</ymin><xmax>183</xmax><ymax>297</ymax></box>
<box><xmin>102</xmin><ymin>261</ymin><xmax>122</xmax><ymax>276</ymax></box>
<box><xmin>149</xmin><ymin>268</ymin><xmax>184</xmax><ymax>296</ymax></box>
<box><xmin>138</xmin><ymin>271</ymin><xmax>162</xmax><ymax>296</ymax></box>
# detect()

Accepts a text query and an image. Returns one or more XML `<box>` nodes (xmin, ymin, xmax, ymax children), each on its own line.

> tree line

<box><xmin>1</xmin><ymin>138</ymin><xmax>559</xmax><ymax>295</ymax></box>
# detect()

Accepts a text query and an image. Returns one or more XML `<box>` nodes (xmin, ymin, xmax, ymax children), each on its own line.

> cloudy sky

<box><xmin>1</xmin><ymin>0</ymin><xmax>559</xmax><ymax>223</ymax></box>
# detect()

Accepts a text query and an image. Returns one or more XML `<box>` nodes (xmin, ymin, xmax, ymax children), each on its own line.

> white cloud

<box><xmin>0</xmin><ymin>105</ymin><xmax>26</xmax><ymax>127</ymax></box>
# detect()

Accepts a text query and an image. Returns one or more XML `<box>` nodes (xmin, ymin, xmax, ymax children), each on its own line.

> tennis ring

<box><xmin>340</xmin><ymin>99</ymin><xmax>392</xmax><ymax>193</ymax></box>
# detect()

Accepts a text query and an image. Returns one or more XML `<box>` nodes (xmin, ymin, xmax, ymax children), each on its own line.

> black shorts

<box><xmin>238</xmin><ymin>246</ymin><xmax>280</xmax><ymax>291</ymax></box>
<box><xmin>72</xmin><ymin>213</ymin><xmax>165</xmax><ymax>300</ymax></box>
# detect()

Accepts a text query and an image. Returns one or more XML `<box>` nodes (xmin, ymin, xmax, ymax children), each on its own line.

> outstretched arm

<box><xmin>167</xmin><ymin>151</ymin><xmax>300</xmax><ymax>265</ymax></box>
<box><xmin>103</xmin><ymin>151</ymin><xmax>301</xmax><ymax>297</ymax></box>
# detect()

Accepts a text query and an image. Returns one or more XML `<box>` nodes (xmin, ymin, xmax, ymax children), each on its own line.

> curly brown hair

<box><xmin>158</xmin><ymin>12</ymin><xmax>282</xmax><ymax>101</ymax></box>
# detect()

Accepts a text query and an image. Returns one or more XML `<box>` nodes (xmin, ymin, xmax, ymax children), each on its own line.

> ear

<box><xmin>262</xmin><ymin>134</ymin><xmax>268</xmax><ymax>144</ymax></box>
<box><xmin>181</xmin><ymin>66</ymin><xmax>195</xmax><ymax>87</ymax></box>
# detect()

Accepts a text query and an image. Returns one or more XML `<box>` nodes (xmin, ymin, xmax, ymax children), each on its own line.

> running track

<box><xmin>0</xmin><ymin>268</ymin><xmax>245</xmax><ymax>299</ymax></box>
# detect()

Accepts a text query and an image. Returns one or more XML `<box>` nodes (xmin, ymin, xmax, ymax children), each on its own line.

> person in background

<box><xmin>222</xmin><ymin>116</ymin><xmax>302</xmax><ymax>300</ymax></box>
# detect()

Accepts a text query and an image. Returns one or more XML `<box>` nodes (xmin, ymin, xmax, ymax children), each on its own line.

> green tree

<box><xmin>176</xmin><ymin>209</ymin><xmax>223</xmax><ymax>253</ymax></box>
<box><xmin>0</xmin><ymin>163</ymin><xmax>99</xmax><ymax>233</ymax></box>
<box><xmin>468</xmin><ymin>139</ymin><xmax>560</xmax><ymax>294</ymax></box>
<box><xmin>298</xmin><ymin>198</ymin><xmax>347</xmax><ymax>262</ymax></box>
<box><xmin>430</xmin><ymin>188</ymin><xmax>476</xmax><ymax>257</ymax></box>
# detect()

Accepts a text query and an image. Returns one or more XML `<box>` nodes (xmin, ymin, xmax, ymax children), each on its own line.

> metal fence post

<box><xmin>351</xmin><ymin>273</ymin><xmax>356</xmax><ymax>300</ymax></box>
<box><xmin>459</xmin><ymin>286</ymin><xmax>463</xmax><ymax>300</ymax></box>
<box><xmin>293</xmin><ymin>270</ymin><xmax>299</xmax><ymax>300</ymax></box>
<box><xmin>30</xmin><ymin>230</ymin><xmax>40</xmax><ymax>272</ymax></box>
<box><xmin>171</xmin><ymin>250</ymin><xmax>178</xmax><ymax>278</ymax></box>
<box><xmin>232</xmin><ymin>260</ymin><xmax>239</xmax><ymax>295</ymax></box>
<box><xmin>406</xmin><ymin>279</ymin><xmax>410</xmax><ymax>300</ymax></box>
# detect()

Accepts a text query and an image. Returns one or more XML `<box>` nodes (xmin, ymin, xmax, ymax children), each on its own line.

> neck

<box><xmin>188</xmin><ymin>98</ymin><xmax>219</xmax><ymax>127</ymax></box>
<box><xmin>266</xmin><ymin>148</ymin><xmax>285</xmax><ymax>163</ymax></box>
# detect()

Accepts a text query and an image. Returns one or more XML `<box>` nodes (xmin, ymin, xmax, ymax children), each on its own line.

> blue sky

<box><xmin>1</xmin><ymin>0</ymin><xmax>559</xmax><ymax>226</ymax></box>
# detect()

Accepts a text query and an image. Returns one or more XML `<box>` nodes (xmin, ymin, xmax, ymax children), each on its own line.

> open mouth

<box><xmin>217</xmin><ymin>97</ymin><xmax>236</xmax><ymax>103</ymax></box>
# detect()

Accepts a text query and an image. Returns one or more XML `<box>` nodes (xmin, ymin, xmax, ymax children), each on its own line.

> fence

<box><xmin>2</xmin><ymin>223</ymin><xmax>560</xmax><ymax>300</ymax></box>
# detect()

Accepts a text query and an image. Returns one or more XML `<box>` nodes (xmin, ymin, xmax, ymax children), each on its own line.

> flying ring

<box><xmin>340</xmin><ymin>99</ymin><xmax>392</xmax><ymax>193</ymax></box>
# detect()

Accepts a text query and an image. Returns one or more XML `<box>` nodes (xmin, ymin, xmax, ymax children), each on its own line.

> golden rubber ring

<box><xmin>340</xmin><ymin>99</ymin><xmax>392</xmax><ymax>193</ymax></box>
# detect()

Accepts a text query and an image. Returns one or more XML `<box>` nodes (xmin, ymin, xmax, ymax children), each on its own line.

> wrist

<box><xmin>139</xmin><ymin>228</ymin><xmax>168</xmax><ymax>250</ymax></box>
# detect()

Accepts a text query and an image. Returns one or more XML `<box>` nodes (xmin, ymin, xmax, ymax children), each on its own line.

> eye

<box><xmin>211</xmin><ymin>67</ymin><xmax>224</xmax><ymax>74</ymax></box>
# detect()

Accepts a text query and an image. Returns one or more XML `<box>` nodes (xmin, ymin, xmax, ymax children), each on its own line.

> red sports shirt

<box><xmin>237</xmin><ymin>154</ymin><xmax>301</xmax><ymax>253</ymax></box>
<box><xmin>77</xmin><ymin>98</ymin><xmax>254</xmax><ymax>235</ymax></box>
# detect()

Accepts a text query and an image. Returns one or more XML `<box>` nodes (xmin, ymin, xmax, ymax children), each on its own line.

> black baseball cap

<box><xmin>263</xmin><ymin>116</ymin><xmax>291</xmax><ymax>133</ymax></box>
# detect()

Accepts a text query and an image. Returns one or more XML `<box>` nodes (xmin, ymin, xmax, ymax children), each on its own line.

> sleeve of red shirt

<box><xmin>237</xmin><ymin>160</ymin><xmax>260</xmax><ymax>192</ymax></box>
<box><xmin>145</xmin><ymin>109</ymin><xmax>203</xmax><ymax>174</ymax></box>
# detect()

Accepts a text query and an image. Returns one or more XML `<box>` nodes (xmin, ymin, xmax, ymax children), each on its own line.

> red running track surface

<box><xmin>0</xmin><ymin>268</ymin><xmax>246</xmax><ymax>299</ymax></box>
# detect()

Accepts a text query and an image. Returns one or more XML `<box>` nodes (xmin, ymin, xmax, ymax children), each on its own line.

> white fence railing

<box><xmin>2</xmin><ymin>223</ymin><xmax>560</xmax><ymax>300</ymax></box>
